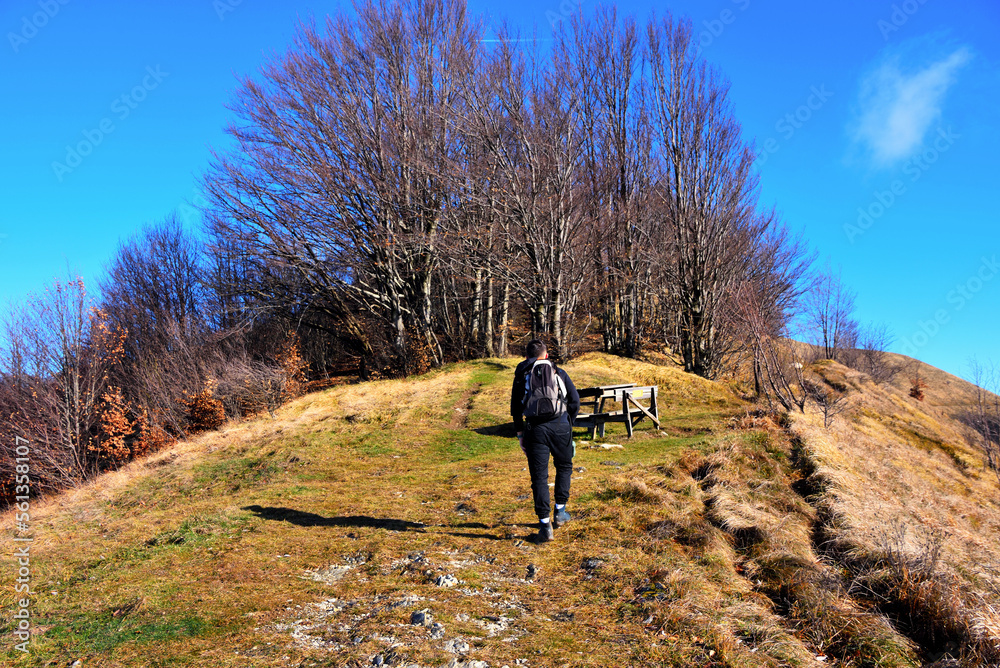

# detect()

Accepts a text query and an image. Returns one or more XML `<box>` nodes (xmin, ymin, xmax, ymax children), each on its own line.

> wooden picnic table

<box><xmin>573</xmin><ymin>383</ymin><xmax>660</xmax><ymax>439</ymax></box>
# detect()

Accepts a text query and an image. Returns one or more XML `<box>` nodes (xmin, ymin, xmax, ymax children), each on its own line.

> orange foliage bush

<box><xmin>132</xmin><ymin>409</ymin><xmax>174</xmax><ymax>456</ymax></box>
<box><xmin>94</xmin><ymin>386</ymin><xmax>133</xmax><ymax>466</ymax></box>
<box><xmin>183</xmin><ymin>381</ymin><xmax>226</xmax><ymax>433</ymax></box>
<box><xmin>406</xmin><ymin>336</ymin><xmax>434</xmax><ymax>376</ymax></box>
<box><xmin>92</xmin><ymin>387</ymin><xmax>176</xmax><ymax>468</ymax></box>
<box><xmin>277</xmin><ymin>335</ymin><xmax>309</xmax><ymax>401</ymax></box>
<box><xmin>909</xmin><ymin>372</ymin><xmax>928</xmax><ymax>401</ymax></box>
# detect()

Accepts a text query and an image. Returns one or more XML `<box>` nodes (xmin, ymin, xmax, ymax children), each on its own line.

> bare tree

<box><xmin>909</xmin><ymin>366</ymin><xmax>928</xmax><ymax>401</ymax></box>
<box><xmin>100</xmin><ymin>217</ymin><xmax>208</xmax><ymax>434</ymax></box>
<box><xmin>467</xmin><ymin>30</ymin><xmax>594</xmax><ymax>358</ymax></box>
<box><xmin>728</xmin><ymin>216</ymin><xmax>814</xmax><ymax>396</ymax></box>
<box><xmin>205</xmin><ymin>0</ymin><xmax>483</xmax><ymax>373</ymax></box>
<box><xmin>804</xmin><ymin>266</ymin><xmax>858</xmax><ymax>363</ymax></box>
<box><xmin>645</xmin><ymin>13</ymin><xmax>766</xmax><ymax>378</ymax></box>
<box><xmin>854</xmin><ymin>322</ymin><xmax>900</xmax><ymax>384</ymax></box>
<box><xmin>0</xmin><ymin>278</ymin><xmax>123</xmax><ymax>488</ymax></box>
<box><xmin>967</xmin><ymin>359</ymin><xmax>1000</xmax><ymax>483</ymax></box>
<box><xmin>433</xmin><ymin>93</ymin><xmax>513</xmax><ymax>359</ymax></box>
<box><xmin>564</xmin><ymin>9</ymin><xmax>654</xmax><ymax>357</ymax></box>
<box><xmin>734</xmin><ymin>280</ymin><xmax>808</xmax><ymax>412</ymax></box>
<box><xmin>803</xmin><ymin>379</ymin><xmax>850</xmax><ymax>428</ymax></box>
<box><xmin>195</xmin><ymin>1</ymin><xmax>821</xmax><ymax>376</ymax></box>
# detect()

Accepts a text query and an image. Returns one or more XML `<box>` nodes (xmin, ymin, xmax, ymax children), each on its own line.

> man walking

<box><xmin>511</xmin><ymin>339</ymin><xmax>580</xmax><ymax>543</ymax></box>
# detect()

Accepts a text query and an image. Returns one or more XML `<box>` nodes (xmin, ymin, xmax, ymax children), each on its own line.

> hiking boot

<box><xmin>553</xmin><ymin>507</ymin><xmax>571</xmax><ymax>528</ymax></box>
<box><xmin>536</xmin><ymin>521</ymin><xmax>554</xmax><ymax>543</ymax></box>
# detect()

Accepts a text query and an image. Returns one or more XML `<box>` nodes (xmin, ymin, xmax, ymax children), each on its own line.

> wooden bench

<box><xmin>574</xmin><ymin>383</ymin><xmax>660</xmax><ymax>438</ymax></box>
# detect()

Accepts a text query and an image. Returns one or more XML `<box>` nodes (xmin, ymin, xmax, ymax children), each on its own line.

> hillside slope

<box><xmin>790</xmin><ymin>360</ymin><xmax>1000</xmax><ymax>662</ymax></box>
<box><xmin>883</xmin><ymin>351</ymin><xmax>986</xmax><ymax>417</ymax></box>
<box><xmin>2</xmin><ymin>353</ymin><xmax>998</xmax><ymax>667</ymax></box>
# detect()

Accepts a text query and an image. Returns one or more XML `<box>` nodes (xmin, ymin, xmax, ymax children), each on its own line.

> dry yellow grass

<box><xmin>790</xmin><ymin>361</ymin><xmax>1000</xmax><ymax>664</ymax></box>
<box><xmin>0</xmin><ymin>355</ymin><xmax>752</xmax><ymax>667</ymax></box>
<box><xmin>3</xmin><ymin>352</ymin><xmax>999</xmax><ymax>667</ymax></box>
<box><xmin>883</xmin><ymin>351</ymin><xmax>988</xmax><ymax>416</ymax></box>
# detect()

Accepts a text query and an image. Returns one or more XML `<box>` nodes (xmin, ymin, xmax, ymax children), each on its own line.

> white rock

<box><xmin>303</xmin><ymin>564</ymin><xmax>352</xmax><ymax>584</ymax></box>
<box><xmin>435</xmin><ymin>573</ymin><xmax>459</xmax><ymax>587</ymax></box>
<box><xmin>444</xmin><ymin>639</ymin><xmax>471</xmax><ymax>654</ymax></box>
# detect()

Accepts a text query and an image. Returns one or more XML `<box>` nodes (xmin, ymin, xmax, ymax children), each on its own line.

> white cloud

<box><xmin>852</xmin><ymin>44</ymin><xmax>971</xmax><ymax>167</ymax></box>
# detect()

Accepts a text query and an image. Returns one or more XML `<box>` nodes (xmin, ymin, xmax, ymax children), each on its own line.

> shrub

<box><xmin>93</xmin><ymin>386</ymin><xmax>133</xmax><ymax>466</ymax></box>
<box><xmin>276</xmin><ymin>336</ymin><xmax>309</xmax><ymax>401</ymax></box>
<box><xmin>183</xmin><ymin>381</ymin><xmax>225</xmax><ymax>433</ymax></box>
<box><xmin>909</xmin><ymin>373</ymin><xmax>927</xmax><ymax>401</ymax></box>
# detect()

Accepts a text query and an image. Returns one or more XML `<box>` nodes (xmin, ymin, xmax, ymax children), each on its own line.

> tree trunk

<box><xmin>498</xmin><ymin>279</ymin><xmax>510</xmax><ymax>357</ymax></box>
<box><xmin>471</xmin><ymin>268</ymin><xmax>483</xmax><ymax>352</ymax></box>
<box><xmin>484</xmin><ymin>273</ymin><xmax>495</xmax><ymax>357</ymax></box>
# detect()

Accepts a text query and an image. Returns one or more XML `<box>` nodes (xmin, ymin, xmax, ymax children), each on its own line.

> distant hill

<box><xmin>883</xmin><ymin>351</ymin><xmax>986</xmax><ymax>415</ymax></box>
<box><xmin>2</xmin><ymin>352</ymin><xmax>998</xmax><ymax>667</ymax></box>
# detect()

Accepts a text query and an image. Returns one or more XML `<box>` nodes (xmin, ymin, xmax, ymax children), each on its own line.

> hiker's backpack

<box><xmin>523</xmin><ymin>359</ymin><xmax>567</xmax><ymax>420</ymax></box>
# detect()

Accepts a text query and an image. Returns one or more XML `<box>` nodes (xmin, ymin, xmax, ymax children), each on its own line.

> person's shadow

<box><xmin>473</xmin><ymin>422</ymin><xmax>518</xmax><ymax>437</ymax></box>
<box><xmin>243</xmin><ymin>505</ymin><xmax>426</xmax><ymax>531</ymax></box>
<box><xmin>242</xmin><ymin>505</ymin><xmax>519</xmax><ymax>541</ymax></box>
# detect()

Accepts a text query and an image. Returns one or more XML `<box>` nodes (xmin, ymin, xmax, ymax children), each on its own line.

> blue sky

<box><xmin>1</xmin><ymin>0</ymin><xmax>997</xmax><ymax>381</ymax></box>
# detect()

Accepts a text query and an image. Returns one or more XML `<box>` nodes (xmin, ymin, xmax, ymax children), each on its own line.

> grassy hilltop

<box><xmin>2</xmin><ymin>352</ymin><xmax>999</xmax><ymax>667</ymax></box>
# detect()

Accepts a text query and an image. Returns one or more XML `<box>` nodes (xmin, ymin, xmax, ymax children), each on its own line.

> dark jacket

<box><xmin>510</xmin><ymin>358</ymin><xmax>580</xmax><ymax>432</ymax></box>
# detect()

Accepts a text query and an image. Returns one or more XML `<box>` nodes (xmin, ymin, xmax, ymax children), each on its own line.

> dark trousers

<box><xmin>523</xmin><ymin>419</ymin><xmax>574</xmax><ymax>520</ymax></box>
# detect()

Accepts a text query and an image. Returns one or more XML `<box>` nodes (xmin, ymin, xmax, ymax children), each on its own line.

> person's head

<box><xmin>526</xmin><ymin>339</ymin><xmax>547</xmax><ymax>360</ymax></box>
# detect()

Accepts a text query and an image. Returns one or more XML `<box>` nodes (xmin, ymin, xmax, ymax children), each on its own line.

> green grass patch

<box><xmin>347</xmin><ymin>430</ymin><xmax>398</xmax><ymax>456</ymax></box>
<box><xmin>34</xmin><ymin>610</ymin><xmax>211</xmax><ymax>656</ymax></box>
<box><xmin>192</xmin><ymin>456</ymin><xmax>280</xmax><ymax>491</ymax></box>
<box><xmin>143</xmin><ymin>517</ymin><xmax>228</xmax><ymax>549</ymax></box>
<box><xmin>468</xmin><ymin>367</ymin><xmax>500</xmax><ymax>386</ymax></box>
<box><xmin>900</xmin><ymin>427</ymin><xmax>969</xmax><ymax>469</ymax></box>
<box><xmin>279</xmin><ymin>483</ymin><xmax>314</xmax><ymax>496</ymax></box>
<box><xmin>432</xmin><ymin>429</ymin><xmax>510</xmax><ymax>460</ymax></box>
